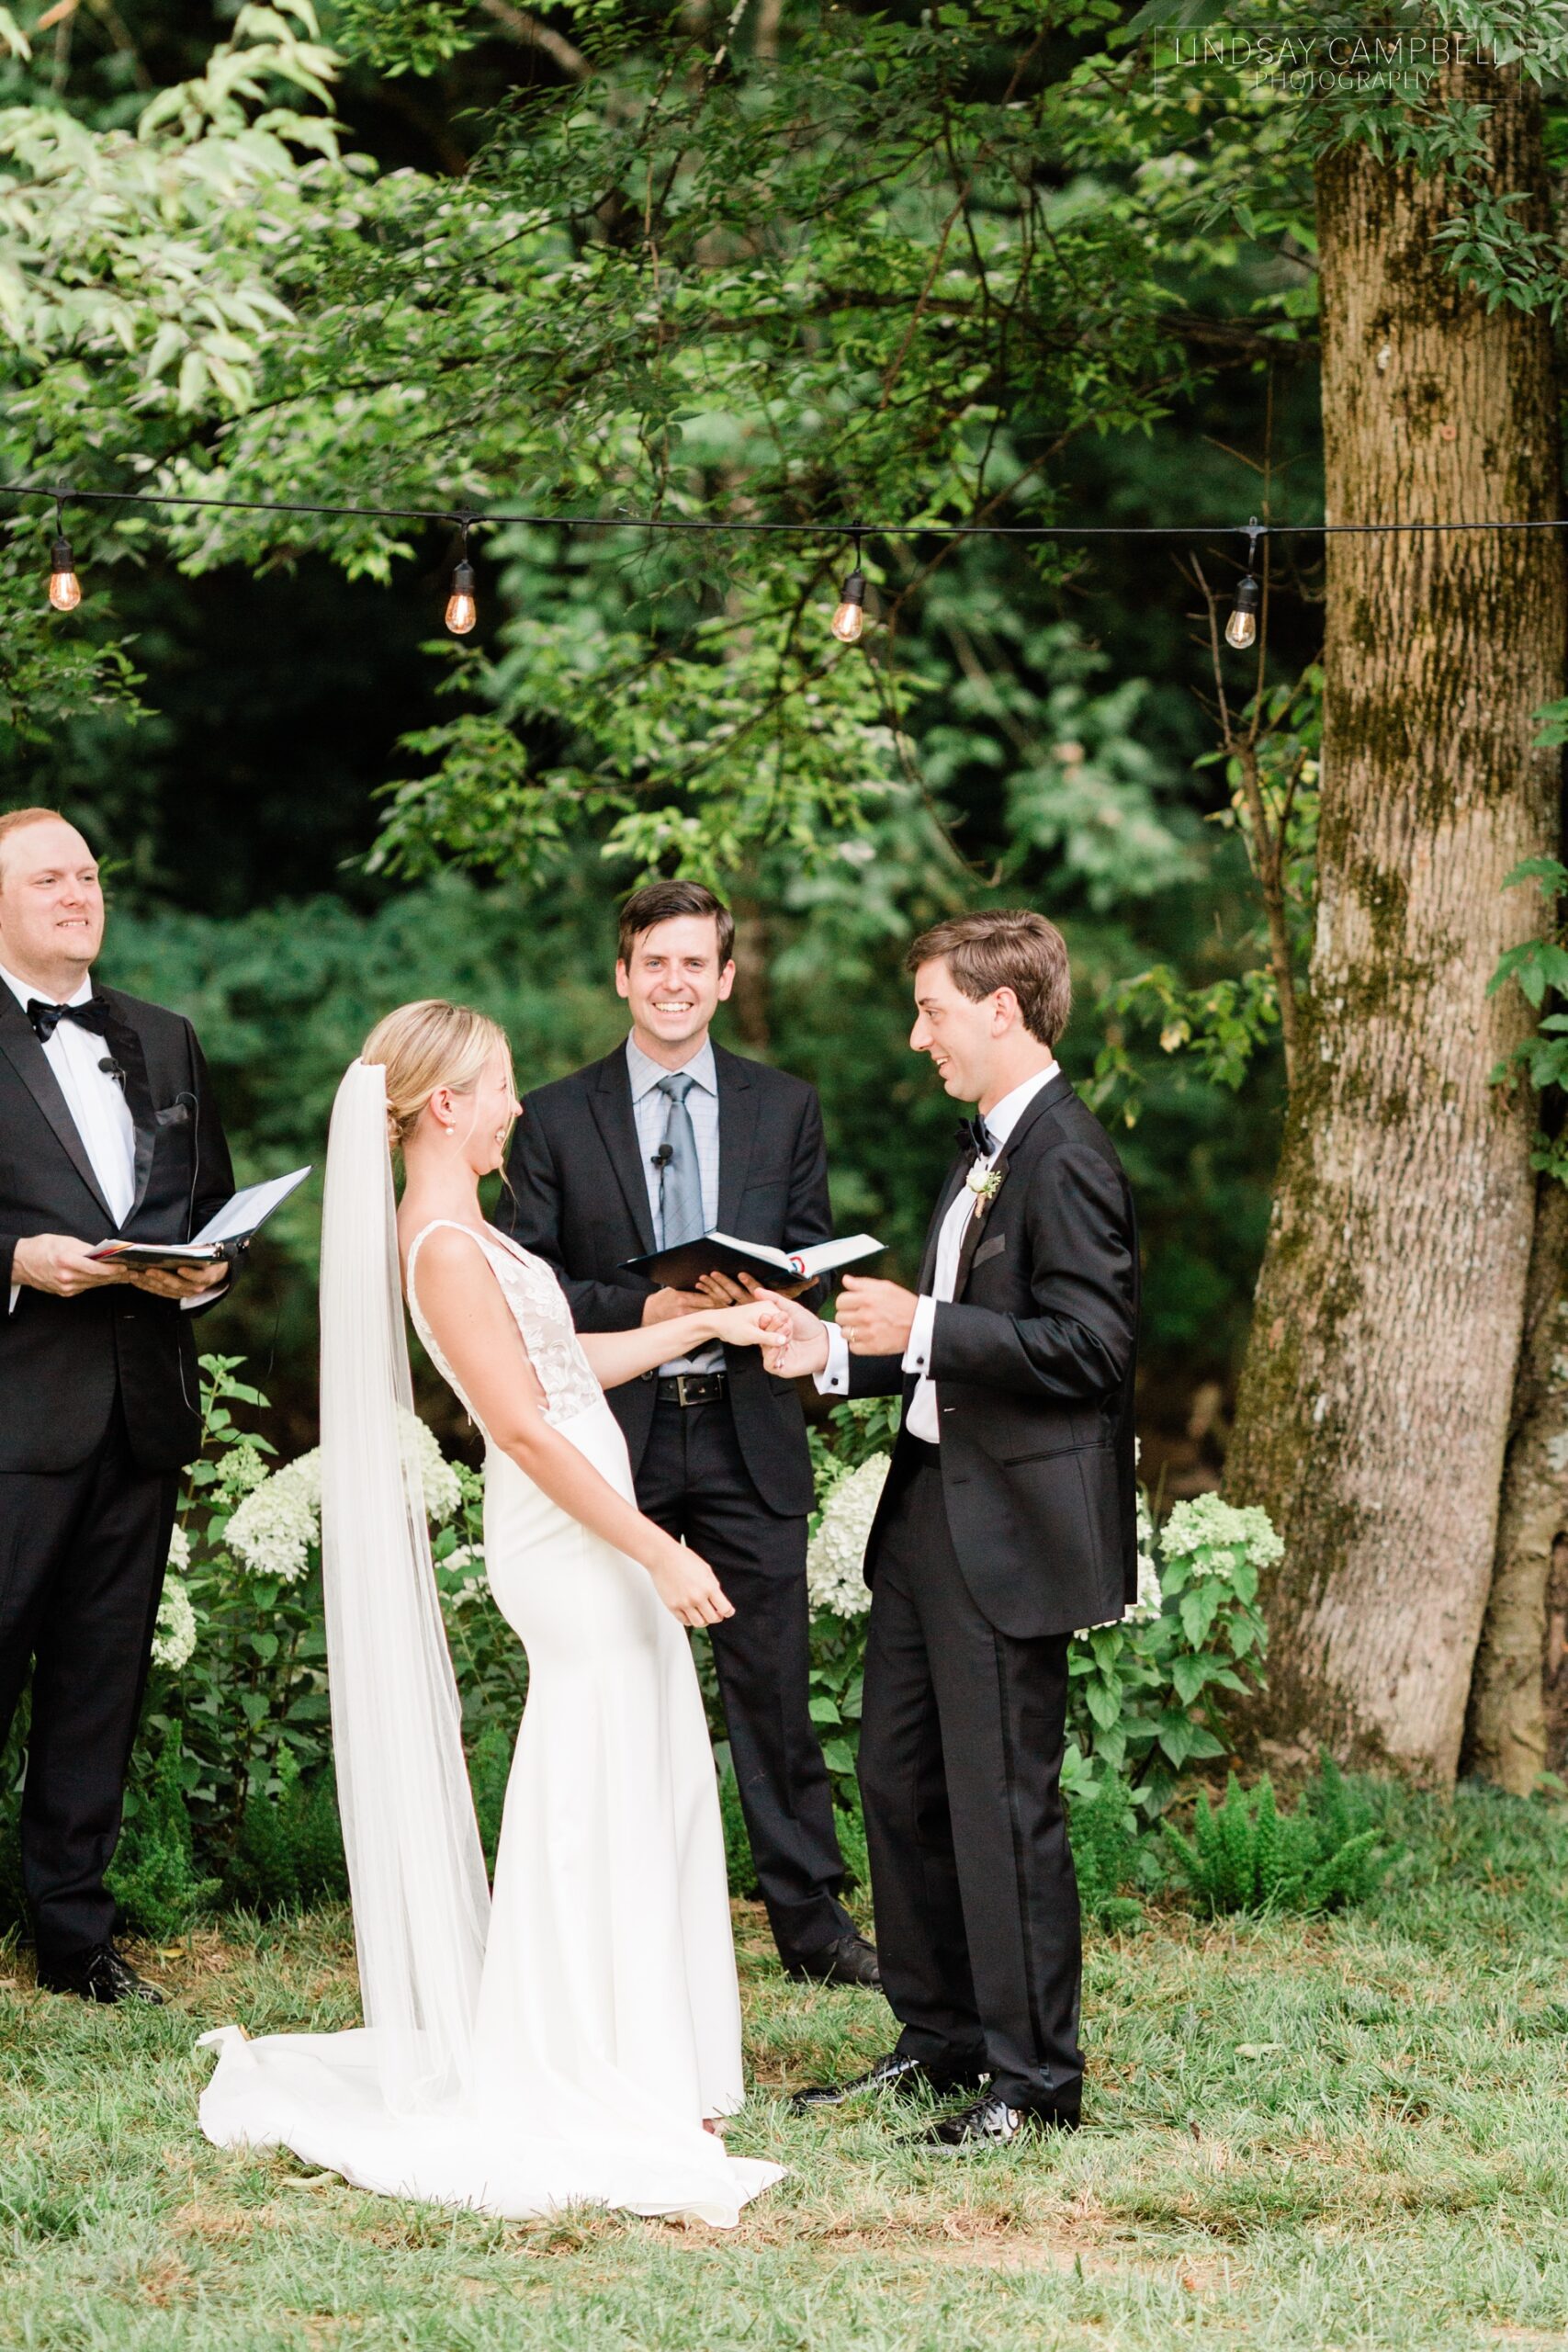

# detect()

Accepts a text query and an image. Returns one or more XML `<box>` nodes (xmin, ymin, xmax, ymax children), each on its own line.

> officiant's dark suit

<box><xmin>827</xmin><ymin>1052</ymin><xmax>1137</xmax><ymax>2127</ymax></box>
<box><xmin>0</xmin><ymin>967</ymin><xmax>235</xmax><ymax>1979</ymax></box>
<box><xmin>502</xmin><ymin>1030</ymin><xmax>863</xmax><ymax>1975</ymax></box>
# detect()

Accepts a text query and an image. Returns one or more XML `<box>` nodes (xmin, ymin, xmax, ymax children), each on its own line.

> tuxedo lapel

<box><xmin>918</xmin><ymin>1156</ymin><xmax>970</xmax><ymax>1295</ymax></box>
<box><xmin>715</xmin><ymin>1046</ymin><xmax>758</xmax><ymax>1233</ymax></box>
<box><xmin>99</xmin><ymin>995</ymin><xmax>157</xmax><ymax>1224</ymax></box>
<box><xmin>587</xmin><ymin>1051</ymin><xmax>656</xmax><ymax>1254</ymax></box>
<box><xmin>953</xmin><ymin>1069</ymin><xmax>1075</xmax><ymax>1297</ymax></box>
<box><xmin>0</xmin><ymin>995</ymin><xmax>115</xmax><ymax>1226</ymax></box>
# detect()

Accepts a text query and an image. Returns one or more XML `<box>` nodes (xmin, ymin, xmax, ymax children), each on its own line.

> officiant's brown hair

<box><xmin>907</xmin><ymin>910</ymin><xmax>1072</xmax><ymax>1048</ymax></box>
<box><xmin>617</xmin><ymin>880</ymin><xmax>735</xmax><ymax>968</ymax></box>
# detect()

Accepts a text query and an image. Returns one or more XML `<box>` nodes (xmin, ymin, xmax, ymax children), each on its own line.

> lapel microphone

<box><xmin>98</xmin><ymin>1055</ymin><xmax>126</xmax><ymax>1088</ymax></box>
<box><xmin>650</xmin><ymin>1143</ymin><xmax>673</xmax><ymax>1171</ymax></box>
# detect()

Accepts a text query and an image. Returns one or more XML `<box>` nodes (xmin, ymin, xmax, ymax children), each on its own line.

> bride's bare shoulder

<box><xmin>402</xmin><ymin>1219</ymin><xmax>494</xmax><ymax>1296</ymax></box>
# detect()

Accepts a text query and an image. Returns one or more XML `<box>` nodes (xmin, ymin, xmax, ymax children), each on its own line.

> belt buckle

<box><xmin>677</xmin><ymin>1373</ymin><xmax>698</xmax><ymax>1408</ymax></box>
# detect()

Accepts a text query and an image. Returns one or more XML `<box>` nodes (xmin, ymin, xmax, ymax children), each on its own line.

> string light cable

<box><xmin>6</xmin><ymin>479</ymin><xmax>1566</xmax><ymax>653</ymax></box>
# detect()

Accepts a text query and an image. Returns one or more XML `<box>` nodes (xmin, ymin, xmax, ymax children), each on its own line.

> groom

<box><xmin>502</xmin><ymin>880</ymin><xmax>875</xmax><ymax>1987</ymax></box>
<box><xmin>764</xmin><ymin>909</ymin><xmax>1138</xmax><ymax>2145</ymax></box>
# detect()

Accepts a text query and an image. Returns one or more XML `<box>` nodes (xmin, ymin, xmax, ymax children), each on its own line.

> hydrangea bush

<box><xmin>125</xmin><ymin>1355</ymin><xmax>492</xmax><ymax>1912</ymax></box>
<box><xmin>804</xmin><ymin>1399</ymin><xmax>1277</xmax><ymax>1817</ymax></box>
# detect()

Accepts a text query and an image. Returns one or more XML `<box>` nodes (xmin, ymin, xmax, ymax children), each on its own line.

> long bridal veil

<box><xmin>316</xmin><ymin>1057</ymin><xmax>490</xmax><ymax>2111</ymax></box>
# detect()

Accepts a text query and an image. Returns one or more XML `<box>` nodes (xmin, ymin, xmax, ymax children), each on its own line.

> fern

<box><xmin>1069</xmin><ymin>1776</ymin><xmax>1145</xmax><ymax>1928</ymax></box>
<box><xmin>1163</xmin><ymin>1763</ymin><xmax>1399</xmax><ymax>1918</ymax></box>
<box><xmin>109</xmin><ymin>1735</ymin><xmax>220</xmax><ymax>1941</ymax></box>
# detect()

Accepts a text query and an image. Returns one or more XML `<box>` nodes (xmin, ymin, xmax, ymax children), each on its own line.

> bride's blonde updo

<box><xmin>361</xmin><ymin>999</ymin><xmax>513</xmax><ymax>1151</ymax></box>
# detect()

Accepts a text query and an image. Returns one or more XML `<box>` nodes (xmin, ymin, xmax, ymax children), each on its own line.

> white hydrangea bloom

<box><xmin>443</xmin><ymin>1544</ymin><xmax>484</xmax><ymax>1573</ymax></box>
<box><xmin>1130</xmin><ymin>1492</ymin><xmax>1162</xmax><ymax>1621</ymax></box>
<box><xmin>166</xmin><ymin>1521</ymin><xmax>191</xmax><ymax>1575</ymax></box>
<box><xmin>1159</xmin><ymin>1491</ymin><xmax>1283</xmax><ymax>1577</ymax></box>
<box><xmin>217</xmin><ymin>1442</ymin><xmax>271</xmax><ymax>1499</ymax></box>
<box><xmin>226</xmin><ymin>1461</ymin><xmax>320</xmax><ymax>1584</ymax></box>
<box><xmin>807</xmin><ymin>1453</ymin><xmax>888</xmax><ymax>1619</ymax></box>
<box><xmin>400</xmin><ymin>1412</ymin><xmax>462</xmax><ymax>1524</ymax></box>
<box><xmin>152</xmin><ymin>1574</ymin><xmax>197</xmax><ymax>1671</ymax></box>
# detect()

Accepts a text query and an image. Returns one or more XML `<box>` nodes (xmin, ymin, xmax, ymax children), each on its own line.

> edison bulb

<box><xmin>831</xmin><ymin>567</ymin><xmax>866</xmax><ymax>644</ymax></box>
<box><xmin>48</xmin><ymin>535</ymin><xmax>81</xmax><ymax>613</ymax></box>
<box><xmin>445</xmin><ymin>558</ymin><xmax>477</xmax><ymax>636</ymax></box>
<box><xmin>1224</xmin><ymin>573</ymin><xmax>1260</xmax><ymax>651</ymax></box>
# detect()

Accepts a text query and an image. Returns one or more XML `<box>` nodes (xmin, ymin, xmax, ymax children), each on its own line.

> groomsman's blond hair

<box><xmin>363</xmin><ymin>999</ymin><xmax>513</xmax><ymax>1151</ymax></box>
<box><xmin>907</xmin><ymin>910</ymin><xmax>1072</xmax><ymax>1048</ymax></box>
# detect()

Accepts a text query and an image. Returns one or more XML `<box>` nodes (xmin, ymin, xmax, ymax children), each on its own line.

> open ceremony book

<box><xmin>622</xmin><ymin>1227</ymin><xmax>884</xmax><ymax>1293</ymax></box>
<box><xmin>89</xmin><ymin>1165</ymin><xmax>312</xmax><ymax>1272</ymax></box>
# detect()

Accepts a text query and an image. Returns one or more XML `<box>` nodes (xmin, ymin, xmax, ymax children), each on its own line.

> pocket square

<box><xmin>973</xmin><ymin>1231</ymin><xmax>1008</xmax><ymax>1267</ymax></box>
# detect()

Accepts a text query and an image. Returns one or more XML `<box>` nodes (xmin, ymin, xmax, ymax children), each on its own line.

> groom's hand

<box><xmin>750</xmin><ymin>1288</ymin><xmax>830</xmax><ymax>1377</ymax></box>
<box><xmin>838</xmin><ymin>1275</ymin><xmax>919</xmax><ymax>1357</ymax></box>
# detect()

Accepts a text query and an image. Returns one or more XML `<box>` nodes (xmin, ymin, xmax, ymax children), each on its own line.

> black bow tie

<box><xmin>26</xmin><ymin>995</ymin><xmax>110</xmax><ymax>1046</ymax></box>
<box><xmin>957</xmin><ymin>1114</ymin><xmax>997</xmax><ymax>1160</ymax></box>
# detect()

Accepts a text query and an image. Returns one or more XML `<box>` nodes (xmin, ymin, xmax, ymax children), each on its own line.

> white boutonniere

<box><xmin>965</xmin><ymin>1164</ymin><xmax>1005</xmax><ymax>1216</ymax></box>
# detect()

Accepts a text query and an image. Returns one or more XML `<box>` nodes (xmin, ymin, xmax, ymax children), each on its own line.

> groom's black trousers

<box><xmin>636</xmin><ymin>1394</ymin><xmax>853</xmax><ymax>1965</ymax></box>
<box><xmin>0</xmin><ymin>1399</ymin><xmax>176</xmax><ymax>1964</ymax></box>
<box><xmin>858</xmin><ymin>1442</ymin><xmax>1083</xmax><ymax>2111</ymax></box>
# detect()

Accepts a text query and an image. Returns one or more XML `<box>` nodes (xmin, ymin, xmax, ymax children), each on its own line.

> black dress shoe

<box><xmin>919</xmin><ymin>2092</ymin><xmax>1079</xmax><ymax>2150</ymax></box>
<box><xmin>791</xmin><ymin>2050</ymin><xmax>988</xmax><ymax>2112</ymax></box>
<box><xmin>37</xmin><ymin>1942</ymin><xmax>165</xmax><ymax>2007</ymax></box>
<box><xmin>784</xmin><ymin>1931</ymin><xmax>883</xmax><ymax>1990</ymax></box>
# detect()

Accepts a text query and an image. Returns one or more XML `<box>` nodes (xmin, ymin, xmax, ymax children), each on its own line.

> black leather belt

<box><xmin>656</xmin><ymin>1371</ymin><xmax>728</xmax><ymax>1407</ymax></box>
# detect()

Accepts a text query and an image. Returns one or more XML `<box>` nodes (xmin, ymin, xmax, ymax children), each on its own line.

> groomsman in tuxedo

<box><xmin>766</xmin><ymin>910</ymin><xmax>1138</xmax><ymax>2144</ymax></box>
<box><xmin>502</xmin><ymin>880</ymin><xmax>878</xmax><ymax>1986</ymax></box>
<box><xmin>0</xmin><ymin>808</ymin><xmax>237</xmax><ymax>2004</ymax></box>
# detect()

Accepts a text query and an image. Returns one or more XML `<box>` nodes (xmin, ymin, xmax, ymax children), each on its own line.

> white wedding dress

<box><xmin>199</xmin><ymin>1162</ymin><xmax>781</xmax><ymax>2227</ymax></box>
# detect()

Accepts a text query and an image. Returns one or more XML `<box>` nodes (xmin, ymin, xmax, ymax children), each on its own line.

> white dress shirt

<box><xmin>5</xmin><ymin>960</ymin><xmax>137</xmax><ymax>1314</ymax></box>
<box><xmin>817</xmin><ymin>1060</ymin><xmax>1058</xmax><ymax>1442</ymax></box>
<box><xmin>626</xmin><ymin>1032</ymin><xmax>722</xmax><ymax>1376</ymax></box>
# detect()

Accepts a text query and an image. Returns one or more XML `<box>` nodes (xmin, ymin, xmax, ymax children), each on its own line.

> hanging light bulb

<box><xmin>1224</xmin><ymin>572</ymin><xmax>1260</xmax><ymax>650</ymax></box>
<box><xmin>830</xmin><ymin>532</ymin><xmax>867</xmax><ymax>644</ymax></box>
<box><xmin>47</xmin><ymin>502</ymin><xmax>80</xmax><ymax>613</ymax></box>
<box><xmin>1224</xmin><ymin>515</ymin><xmax>1262</xmax><ymax>651</ymax></box>
<box><xmin>444</xmin><ymin>513</ymin><xmax>477</xmax><ymax>635</ymax></box>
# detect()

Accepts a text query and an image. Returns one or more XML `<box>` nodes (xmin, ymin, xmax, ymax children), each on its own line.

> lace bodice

<box><xmin>406</xmin><ymin>1221</ymin><xmax>604</xmax><ymax>1436</ymax></box>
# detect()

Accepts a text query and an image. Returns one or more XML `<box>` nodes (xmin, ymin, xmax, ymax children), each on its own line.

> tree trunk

<box><xmin>1465</xmin><ymin>1178</ymin><xmax>1568</xmax><ymax>1792</ymax></box>
<box><xmin>1224</xmin><ymin>63</ymin><xmax>1564</xmax><ymax>1782</ymax></box>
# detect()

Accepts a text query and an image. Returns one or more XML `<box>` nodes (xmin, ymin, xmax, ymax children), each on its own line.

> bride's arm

<box><xmin>576</xmin><ymin>1302</ymin><xmax>780</xmax><ymax>1391</ymax></box>
<box><xmin>410</xmin><ymin>1228</ymin><xmax>733</xmax><ymax>1626</ymax></box>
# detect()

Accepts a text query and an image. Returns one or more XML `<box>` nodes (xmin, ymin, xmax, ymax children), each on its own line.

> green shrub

<box><xmin>718</xmin><ymin>1765</ymin><xmax>758</xmax><ymax>1899</ymax></box>
<box><xmin>1068</xmin><ymin>1775</ymin><xmax>1145</xmax><ymax>1930</ymax></box>
<box><xmin>1163</xmin><ymin>1758</ymin><xmax>1394</xmax><ymax>1917</ymax></box>
<box><xmin>108</xmin><ymin>1734</ymin><xmax>220</xmax><ymax>1942</ymax></box>
<box><xmin>468</xmin><ymin>1723</ymin><xmax>513</xmax><ymax>1877</ymax></box>
<box><xmin>221</xmin><ymin>1747</ymin><xmax>346</xmax><ymax>1916</ymax></box>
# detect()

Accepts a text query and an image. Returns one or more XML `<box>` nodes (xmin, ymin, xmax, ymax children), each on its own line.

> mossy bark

<box><xmin>1465</xmin><ymin>1180</ymin><xmax>1568</xmax><ymax>1793</ymax></box>
<box><xmin>1224</xmin><ymin>64</ymin><xmax>1564</xmax><ymax>1782</ymax></box>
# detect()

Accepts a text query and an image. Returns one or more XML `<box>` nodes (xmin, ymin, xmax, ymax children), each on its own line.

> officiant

<box><xmin>0</xmin><ymin>808</ymin><xmax>238</xmax><ymax>2007</ymax></box>
<box><xmin>502</xmin><ymin>880</ymin><xmax>878</xmax><ymax>1989</ymax></box>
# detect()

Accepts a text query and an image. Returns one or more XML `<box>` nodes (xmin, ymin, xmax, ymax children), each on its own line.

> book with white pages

<box><xmin>88</xmin><ymin>1165</ymin><xmax>312</xmax><ymax>1272</ymax></box>
<box><xmin>621</xmin><ymin>1227</ymin><xmax>884</xmax><ymax>1293</ymax></box>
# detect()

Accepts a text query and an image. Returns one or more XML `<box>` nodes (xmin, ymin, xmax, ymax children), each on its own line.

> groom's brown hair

<box><xmin>907</xmin><ymin>909</ymin><xmax>1072</xmax><ymax>1048</ymax></box>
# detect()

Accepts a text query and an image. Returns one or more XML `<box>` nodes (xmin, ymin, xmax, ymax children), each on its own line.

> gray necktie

<box><xmin>655</xmin><ymin>1071</ymin><xmax>705</xmax><ymax>1249</ymax></box>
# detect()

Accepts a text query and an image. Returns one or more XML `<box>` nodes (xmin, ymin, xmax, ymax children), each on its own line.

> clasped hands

<box><xmin>13</xmin><ymin>1232</ymin><xmax>228</xmax><ymax>1304</ymax></box>
<box><xmin>690</xmin><ymin>1269</ymin><xmax>919</xmax><ymax>1374</ymax></box>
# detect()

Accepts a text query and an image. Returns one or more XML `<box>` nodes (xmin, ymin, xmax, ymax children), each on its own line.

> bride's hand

<box><xmin>647</xmin><ymin>1537</ymin><xmax>734</xmax><ymax>1627</ymax></box>
<box><xmin>701</xmin><ymin>1300</ymin><xmax>791</xmax><ymax>1351</ymax></box>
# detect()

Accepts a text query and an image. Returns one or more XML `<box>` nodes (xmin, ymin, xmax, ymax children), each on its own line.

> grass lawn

<box><xmin>4</xmin><ymin>1781</ymin><xmax>1568</xmax><ymax>2350</ymax></box>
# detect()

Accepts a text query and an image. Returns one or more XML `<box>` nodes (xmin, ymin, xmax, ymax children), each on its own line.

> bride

<box><xmin>198</xmin><ymin>1001</ymin><xmax>786</xmax><ymax>2226</ymax></box>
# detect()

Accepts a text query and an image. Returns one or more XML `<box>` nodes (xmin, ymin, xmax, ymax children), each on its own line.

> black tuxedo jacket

<box><xmin>501</xmin><ymin>1041</ymin><xmax>834</xmax><ymax>1518</ymax></box>
<box><xmin>0</xmin><ymin>984</ymin><xmax>237</xmax><ymax>1476</ymax></box>
<box><xmin>848</xmin><ymin>1070</ymin><xmax>1139</xmax><ymax>1640</ymax></box>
